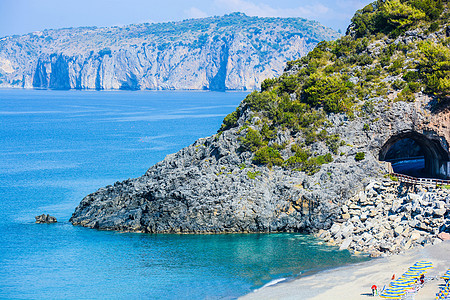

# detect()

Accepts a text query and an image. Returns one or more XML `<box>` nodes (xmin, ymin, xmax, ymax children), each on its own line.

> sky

<box><xmin>0</xmin><ymin>0</ymin><xmax>374</xmax><ymax>38</ymax></box>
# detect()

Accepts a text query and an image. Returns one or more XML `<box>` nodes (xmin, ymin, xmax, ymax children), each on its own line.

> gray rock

<box><xmin>330</xmin><ymin>223</ymin><xmax>341</xmax><ymax>235</ymax></box>
<box><xmin>433</xmin><ymin>207</ymin><xmax>446</xmax><ymax>216</ymax></box>
<box><xmin>341</xmin><ymin>223</ymin><xmax>355</xmax><ymax>238</ymax></box>
<box><xmin>379</xmin><ymin>242</ymin><xmax>394</xmax><ymax>252</ymax></box>
<box><xmin>435</xmin><ymin>201</ymin><xmax>446</xmax><ymax>209</ymax></box>
<box><xmin>351</xmin><ymin>215</ymin><xmax>360</xmax><ymax>223</ymax></box>
<box><xmin>360</xmin><ymin>213</ymin><xmax>368</xmax><ymax>222</ymax></box>
<box><xmin>339</xmin><ymin>238</ymin><xmax>352</xmax><ymax>250</ymax></box>
<box><xmin>408</xmin><ymin>193</ymin><xmax>421</xmax><ymax>202</ymax></box>
<box><xmin>391</xmin><ymin>199</ymin><xmax>403</xmax><ymax>213</ymax></box>
<box><xmin>393</xmin><ymin>225</ymin><xmax>404</xmax><ymax>237</ymax></box>
<box><xmin>35</xmin><ymin>214</ymin><xmax>57</xmax><ymax>224</ymax></box>
<box><xmin>341</xmin><ymin>205</ymin><xmax>349</xmax><ymax>213</ymax></box>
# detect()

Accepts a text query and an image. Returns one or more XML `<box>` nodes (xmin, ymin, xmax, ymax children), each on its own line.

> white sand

<box><xmin>241</xmin><ymin>241</ymin><xmax>450</xmax><ymax>300</ymax></box>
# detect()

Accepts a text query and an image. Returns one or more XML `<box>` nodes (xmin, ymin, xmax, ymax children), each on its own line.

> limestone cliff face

<box><xmin>420</xmin><ymin>104</ymin><xmax>450</xmax><ymax>147</ymax></box>
<box><xmin>0</xmin><ymin>13</ymin><xmax>340</xmax><ymax>91</ymax></box>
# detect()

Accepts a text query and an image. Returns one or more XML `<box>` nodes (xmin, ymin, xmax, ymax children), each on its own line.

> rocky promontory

<box><xmin>71</xmin><ymin>0</ymin><xmax>450</xmax><ymax>255</ymax></box>
<box><xmin>0</xmin><ymin>13</ymin><xmax>339</xmax><ymax>91</ymax></box>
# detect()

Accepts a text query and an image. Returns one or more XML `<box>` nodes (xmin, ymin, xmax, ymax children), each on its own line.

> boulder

<box><xmin>408</xmin><ymin>193</ymin><xmax>421</xmax><ymax>202</ymax></box>
<box><xmin>391</xmin><ymin>199</ymin><xmax>403</xmax><ymax>213</ymax></box>
<box><xmin>330</xmin><ymin>223</ymin><xmax>341</xmax><ymax>235</ymax></box>
<box><xmin>35</xmin><ymin>214</ymin><xmax>57</xmax><ymax>224</ymax></box>
<box><xmin>349</xmin><ymin>203</ymin><xmax>361</xmax><ymax>210</ymax></box>
<box><xmin>358</xmin><ymin>190</ymin><xmax>368</xmax><ymax>204</ymax></box>
<box><xmin>342</xmin><ymin>213</ymin><xmax>350</xmax><ymax>220</ymax></box>
<box><xmin>394</xmin><ymin>226</ymin><xmax>404</xmax><ymax>237</ymax></box>
<box><xmin>369</xmin><ymin>209</ymin><xmax>378</xmax><ymax>217</ymax></box>
<box><xmin>433</xmin><ymin>207</ymin><xmax>446</xmax><ymax>216</ymax></box>
<box><xmin>351</xmin><ymin>215</ymin><xmax>360</xmax><ymax>223</ymax></box>
<box><xmin>360</xmin><ymin>213</ymin><xmax>368</xmax><ymax>222</ymax></box>
<box><xmin>339</xmin><ymin>238</ymin><xmax>352</xmax><ymax>250</ymax></box>
<box><xmin>379</xmin><ymin>242</ymin><xmax>394</xmax><ymax>252</ymax></box>
<box><xmin>437</xmin><ymin>232</ymin><xmax>450</xmax><ymax>241</ymax></box>
<box><xmin>410</xmin><ymin>231</ymin><xmax>422</xmax><ymax>241</ymax></box>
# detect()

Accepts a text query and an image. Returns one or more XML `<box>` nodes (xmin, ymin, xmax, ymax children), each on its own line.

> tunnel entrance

<box><xmin>379</xmin><ymin>131</ymin><xmax>450</xmax><ymax>179</ymax></box>
<box><xmin>384</xmin><ymin>138</ymin><xmax>426</xmax><ymax>177</ymax></box>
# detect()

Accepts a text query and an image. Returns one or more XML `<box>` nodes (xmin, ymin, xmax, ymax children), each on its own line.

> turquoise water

<box><xmin>0</xmin><ymin>90</ymin><xmax>369</xmax><ymax>299</ymax></box>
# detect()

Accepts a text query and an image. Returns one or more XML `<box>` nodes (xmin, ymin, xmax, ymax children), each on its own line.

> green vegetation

<box><xmin>388</xmin><ymin>174</ymin><xmax>399</xmax><ymax>181</ymax></box>
<box><xmin>302</xmin><ymin>73</ymin><xmax>354</xmax><ymax>113</ymax></box>
<box><xmin>247</xmin><ymin>170</ymin><xmax>261</xmax><ymax>179</ymax></box>
<box><xmin>355</xmin><ymin>152</ymin><xmax>366</xmax><ymax>161</ymax></box>
<box><xmin>285</xmin><ymin>146</ymin><xmax>333</xmax><ymax>175</ymax></box>
<box><xmin>229</xmin><ymin>90</ymin><xmax>338</xmax><ymax>173</ymax></box>
<box><xmin>220</xmin><ymin>108</ymin><xmax>240</xmax><ymax>131</ymax></box>
<box><xmin>351</xmin><ymin>0</ymin><xmax>443</xmax><ymax>38</ymax></box>
<box><xmin>214</xmin><ymin>0</ymin><xmax>450</xmax><ymax>175</ymax></box>
<box><xmin>384</xmin><ymin>173</ymin><xmax>399</xmax><ymax>181</ymax></box>
<box><xmin>253</xmin><ymin>146</ymin><xmax>284</xmax><ymax>167</ymax></box>
<box><xmin>239</xmin><ymin>128</ymin><xmax>266</xmax><ymax>152</ymax></box>
<box><xmin>418</xmin><ymin>41</ymin><xmax>450</xmax><ymax>99</ymax></box>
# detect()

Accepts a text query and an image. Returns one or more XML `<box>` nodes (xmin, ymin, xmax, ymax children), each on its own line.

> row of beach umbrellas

<box><xmin>436</xmin><ymin>269</ymin><xmax>450</xmax><ymax>300</ymax></box>
<box><xmin>380</xmin><ymin>261</ymin><xmax>433</xmax><ymax>299</ymax></box>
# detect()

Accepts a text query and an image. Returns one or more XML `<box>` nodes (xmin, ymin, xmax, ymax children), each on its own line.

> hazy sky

<box><xmin>0</xmin><ymin>0</ymin><xmax>373</xmax><ymax>38</ymax></box>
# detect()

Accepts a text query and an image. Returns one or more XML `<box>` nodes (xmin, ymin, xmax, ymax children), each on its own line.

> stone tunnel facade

<box><xmin>379</xmin><ymin>130</ymin><xmax>450</xmax><ymax>179</ymax></box>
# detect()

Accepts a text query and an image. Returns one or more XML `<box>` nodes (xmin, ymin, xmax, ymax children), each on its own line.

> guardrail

<box><xmin>391</xmin><ymin>173</ymin><xmax>450</xmax><ymax>187</ymax></box>
<box><xmin>383</xmin><ymin>161</ymin><xmax>450</xmax><ymax>186</ymax></box>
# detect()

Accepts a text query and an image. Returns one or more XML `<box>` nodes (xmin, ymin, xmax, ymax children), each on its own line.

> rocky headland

<box><xmin>0</xmin><ymin>13</ymin><xmax>339</xmax><ymax>91</ymax></box>
<box><xmin>71</xmin><ymin>0</ymin><xmax>450</xmax><ymax>256</ymax></box>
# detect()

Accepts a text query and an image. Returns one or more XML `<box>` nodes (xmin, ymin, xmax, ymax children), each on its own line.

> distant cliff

<box><xmin>0</xmin><ymin>13</ymin><xmax>340</xmax><ymax>91</ymax></box>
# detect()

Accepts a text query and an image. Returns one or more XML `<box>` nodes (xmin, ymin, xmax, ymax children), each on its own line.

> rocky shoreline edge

<box><xmin>314</xmin><ymin>179</ymin><xmax>450</xmax><ymax>257</ymax></box>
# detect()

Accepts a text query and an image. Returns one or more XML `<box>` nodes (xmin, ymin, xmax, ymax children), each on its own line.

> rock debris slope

<box><xmin>71</xmin><ymin>0</ymin><xmax>450</xmax><ymax>255</ymax></box>
<box><xmin>0</xmin><ymin>13</ymin><xmax>339</xmax><ymax>91</ymax></box>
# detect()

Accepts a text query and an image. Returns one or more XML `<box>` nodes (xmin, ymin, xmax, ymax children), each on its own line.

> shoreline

<box><xmin>240</xmin><ymin>241</ymin><xmax>450</xmax><ymax>300</ymax></box>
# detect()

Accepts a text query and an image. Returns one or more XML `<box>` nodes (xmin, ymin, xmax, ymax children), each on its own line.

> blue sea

<box><xmin>0</xmin><ymin>90</ymin><xmax>369</xmax><ymax>299</ymax></box>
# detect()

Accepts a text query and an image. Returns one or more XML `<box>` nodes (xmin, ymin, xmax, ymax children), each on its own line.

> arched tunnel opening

<box><xmin>379</xmin><ymin>132</ymin><xmax>450</xmax><ymax>179</ymax></box>
<box><xmin>384</xmin><ymin>138</ymin><xmax>426</xmax><ymax>177</ymax></box>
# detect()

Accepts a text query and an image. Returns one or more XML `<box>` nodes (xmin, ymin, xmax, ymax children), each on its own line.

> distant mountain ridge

<box><xmin>0</xmin><ymin>13</ymin><xmax>340</xmax><ymax>91</ymax></box>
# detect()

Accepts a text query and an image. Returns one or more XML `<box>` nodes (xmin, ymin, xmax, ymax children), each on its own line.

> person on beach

<box><xmin>419</xmin><ymin>274</ymin><xmax>424</xmax><ymax>285</ymax></box>
<box><xmin>371</xmin><ymin>285</ymin><xmax>378</xmax><ymax>296</ymax></box>
<box><xmin>391</xmin><ymin>274</ymin><xmax>395</xmax><ymax>280</ymax></box>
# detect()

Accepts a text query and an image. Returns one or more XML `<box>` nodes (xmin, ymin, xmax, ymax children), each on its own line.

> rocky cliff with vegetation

<box><xmin>70</xmin><ymin>0</ymin><xmax>450</xmax><ymax>255</ymax></box>
<box><xmin>0</xmin><ymin>13</ymin><xmax>339</xmax><ymax>91</ymax></box>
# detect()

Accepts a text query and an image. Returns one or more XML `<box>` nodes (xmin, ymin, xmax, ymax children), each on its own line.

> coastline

<box><xmin>240</xmin><ymin>241</ymin><xmax>450</xmax><ymax>300</ymax></box>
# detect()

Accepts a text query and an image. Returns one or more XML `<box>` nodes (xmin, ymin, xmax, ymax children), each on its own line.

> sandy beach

<box><xmin>241</xmin><ymin>241</ymin><xmax>450</xmax><ymax>300</ymax></box>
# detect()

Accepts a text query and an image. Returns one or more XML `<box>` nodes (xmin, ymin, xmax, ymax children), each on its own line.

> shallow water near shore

<box><xmin>0</xmin><ymin>90</ymin><xmax>369</xmax><ymax>299</ymax></box>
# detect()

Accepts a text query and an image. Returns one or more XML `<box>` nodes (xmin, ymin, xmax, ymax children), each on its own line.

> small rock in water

<box><xmin>35</xmin><ymin>214</ymin><xmax>57</xmax><ymax>224</ymax></box>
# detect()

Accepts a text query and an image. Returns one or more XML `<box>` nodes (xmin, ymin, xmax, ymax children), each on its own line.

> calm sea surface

<box><xmin>0</xmin><ymin>90</ymin><xmax>369</xmax><ymax>299</ymax></box>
